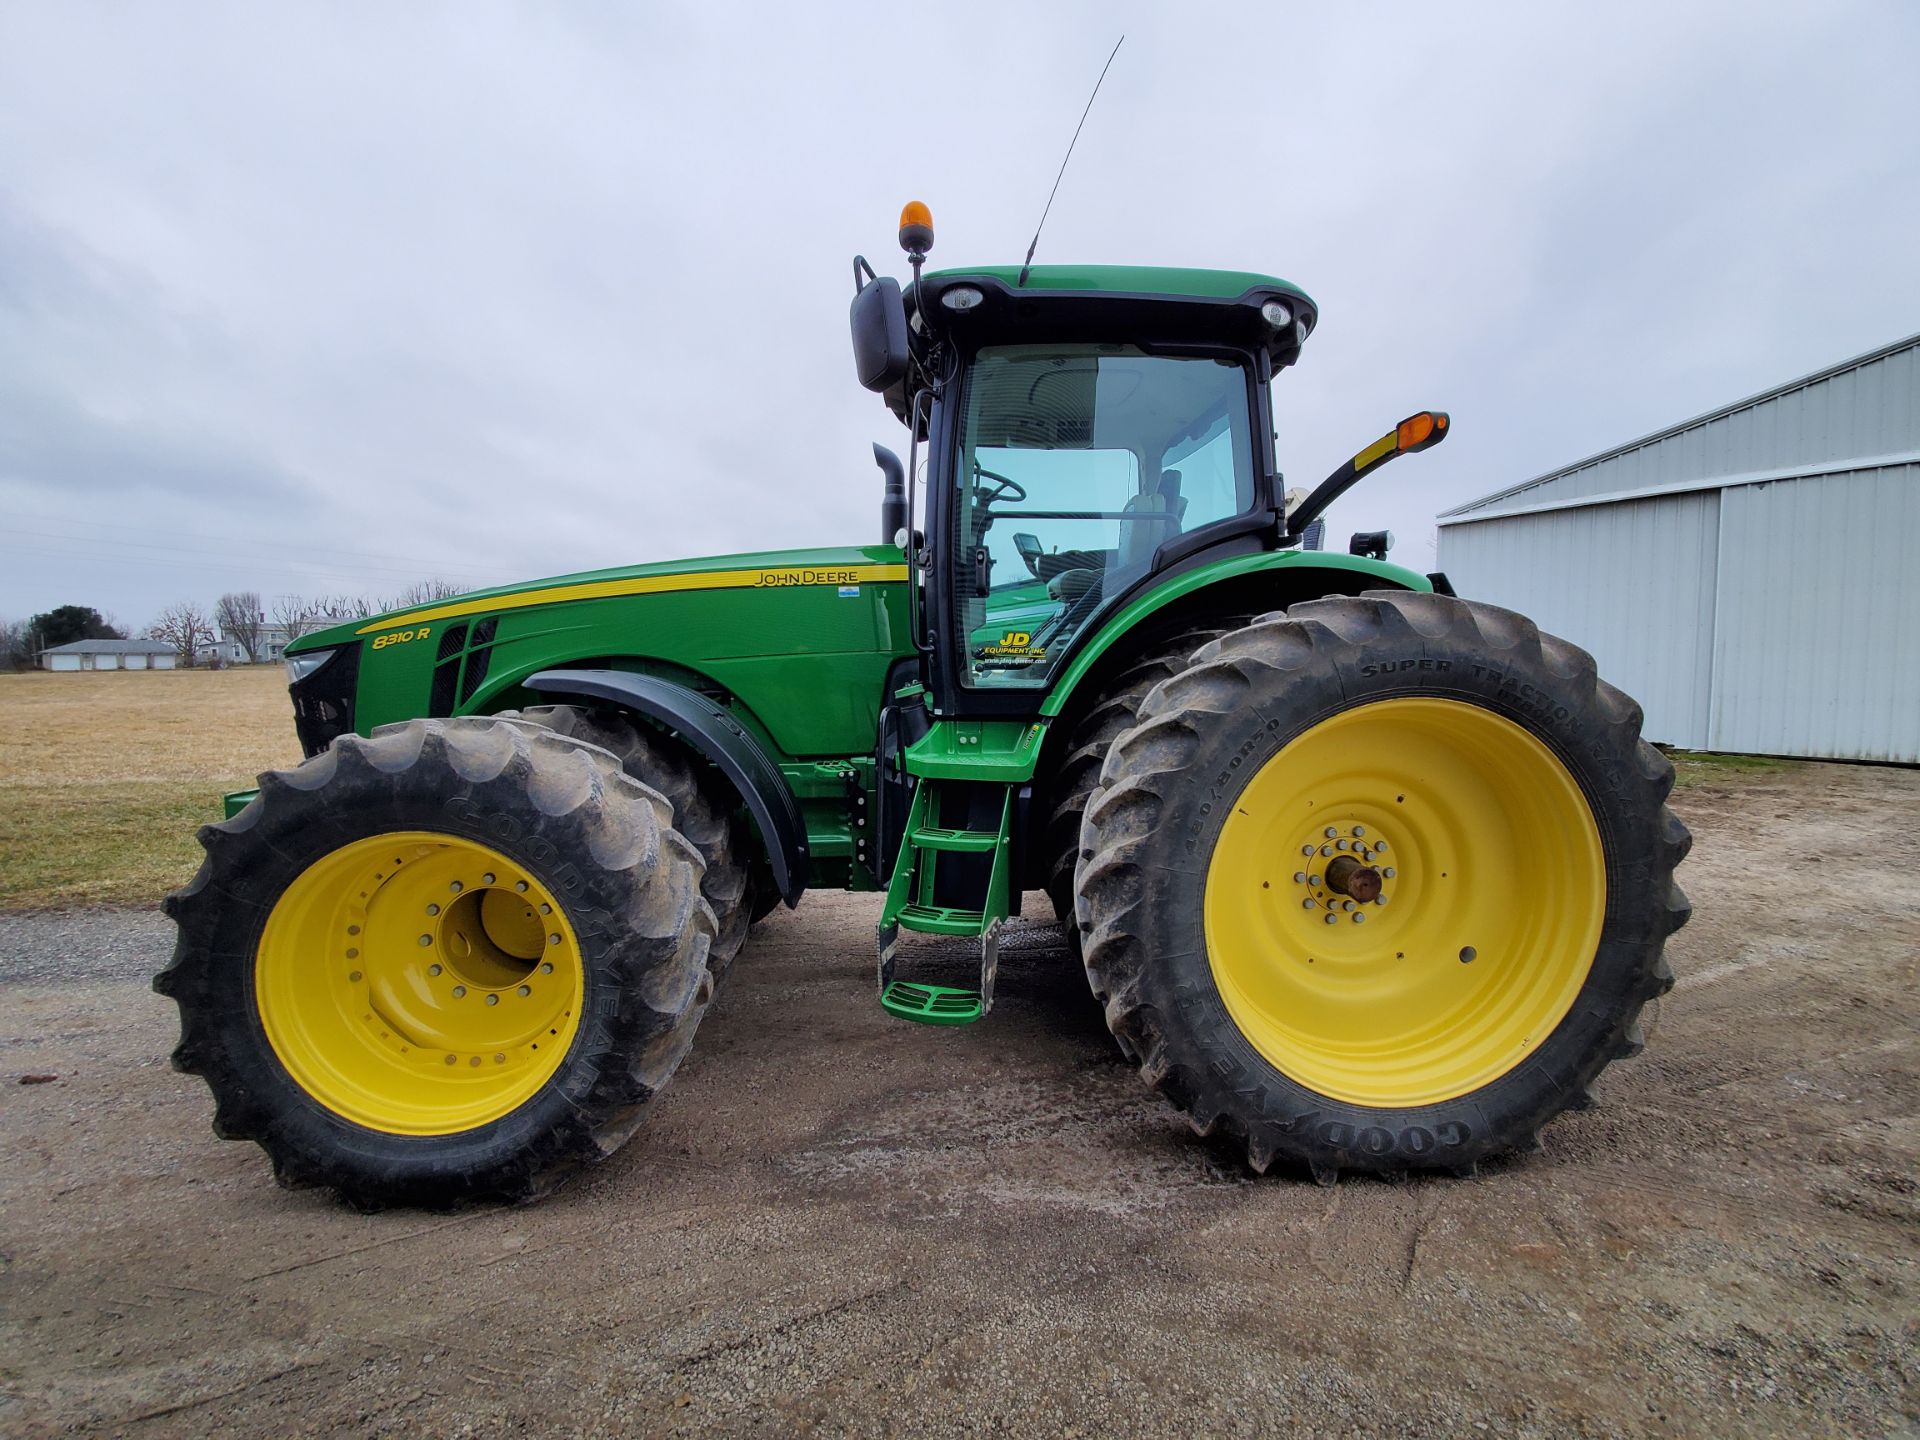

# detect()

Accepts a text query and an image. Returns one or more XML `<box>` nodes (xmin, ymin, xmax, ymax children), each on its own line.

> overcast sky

<box><xmin>2</xmin><ymin>2</ymin><xmax>1916</xmax><ymax>633</ymax></box>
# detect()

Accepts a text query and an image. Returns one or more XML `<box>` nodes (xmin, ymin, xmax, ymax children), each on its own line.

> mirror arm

<box><xmin>1284</xmin><ymin>412</ymin><xmax>1449</xmax><ymax>543</ymax></box>
<box><xmin>904</xmin><ymin>389</ymin><xmax>936</xmax><ymax>659</ymax></box>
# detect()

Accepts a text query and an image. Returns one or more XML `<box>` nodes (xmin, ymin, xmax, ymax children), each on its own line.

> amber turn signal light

<box><xmin>1396</xmin><ymin>411</ymin><xmax>1448</xmax><ymax>452</ymax></box>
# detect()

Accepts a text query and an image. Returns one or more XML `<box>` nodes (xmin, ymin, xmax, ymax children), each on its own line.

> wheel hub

<box><xmin>1295</xmin><ymin>823</ymin><xmax>1395</xmax><ymax>923</ymax></box>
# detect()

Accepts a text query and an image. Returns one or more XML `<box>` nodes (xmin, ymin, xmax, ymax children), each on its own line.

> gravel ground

<box><xmin>1</xmin><ymin>761</ymin><xmax>1916</xmax><ymax>1438</ymax></box>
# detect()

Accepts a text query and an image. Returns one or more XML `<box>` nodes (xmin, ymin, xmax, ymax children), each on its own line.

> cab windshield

<box><xmin>953</xmin><ymin>343</ymin><xmax>1256</xmax><ymax>688</ymax></box>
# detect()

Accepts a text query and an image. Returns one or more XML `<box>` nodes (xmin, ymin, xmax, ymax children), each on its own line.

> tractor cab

<box><xmin>853</xmin><ymin>218</ymin><xmax>1318</xmax><ymax>720</ymax></box>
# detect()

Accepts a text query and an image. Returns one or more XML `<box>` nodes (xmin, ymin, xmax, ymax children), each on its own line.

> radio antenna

<box><xmin>1016</xmin><ymin>35</ymin><xmax>1123</xmax><ymax>288</ymax></box>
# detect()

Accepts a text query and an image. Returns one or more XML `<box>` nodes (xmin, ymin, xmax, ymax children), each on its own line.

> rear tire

<box><xmin>508</xmin><ymin>704</ymin><xmax>755</xmax><ymax>982</ymax></box>
<box><xmin>155</xmin><ymin>718</ymin><xmax>715</xmax><ymax>1208</ymax></box>
<box><xmin>1075</xmin><ymin>591</ymin><xmax>1689</xmax><ymax>1181</ymax></box>
<box><xmin>1043</xmin><ymin>622</ymin><xmax>1240</xmax><ymax>947</ymax></box>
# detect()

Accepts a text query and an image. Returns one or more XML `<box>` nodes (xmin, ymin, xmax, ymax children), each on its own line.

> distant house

<box><xmin>210</xmin><ymin>621</ymin><xmax>303</xmax><ymax>666</ymax></box>
<box><xmin>39</xmin><ymin>638</ymin><xmax>179</xmax><ymax>671</ymax></box>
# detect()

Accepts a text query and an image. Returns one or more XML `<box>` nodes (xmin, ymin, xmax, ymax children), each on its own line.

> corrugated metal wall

<box><xmin>1710</xmin><ymin>465</ymin><xmax>1920</xmax><ymax>762</ymax></box>
<box><xmin>1444</xmin><ymin>337</ymin><xmax>1918</xmax><ymax>518</ymax></box>
<box><xmin>1438</xmin><ymin>464</ymin><xmax>1920</xmax><ymax>762</ymax></box>
<box><xmin>1437</xmin><ymin>492</ymin><xmax>1721</xmax><ymax>748</ymax></box>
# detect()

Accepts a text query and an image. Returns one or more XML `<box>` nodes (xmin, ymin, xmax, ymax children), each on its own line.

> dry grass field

<box><xmin>0</xmin><ymin>667</ymin><xmax>300</xmax><ymax>910</ymax></box>
<box><xmin>0</xmin><ymin>669</ymin><xmax>1800</xmax><ymax>914</ymax></box>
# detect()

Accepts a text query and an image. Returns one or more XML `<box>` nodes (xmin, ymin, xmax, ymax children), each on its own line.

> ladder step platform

<box><xmin>897</xmin><ymin>902</ymin><xmax>989</xmax><ymax>935</ymax></box>
<box><xmin>908</xmin><ymin>825</ymin><xmax>1000</xmax><ymax>853</ymax></box>
<box><xmin>879</xmin><ymin>981</ymin><xmax>984</xmax><ymax>1026</ymax></box>
<box><xmin>877</xmin><ymin>778</ymin><xmax>1013</xmax><ymax>1026</ymax></box>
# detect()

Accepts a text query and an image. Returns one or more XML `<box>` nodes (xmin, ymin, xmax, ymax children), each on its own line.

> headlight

<box><xmin>940</xmin><ymin>284</ymin><xmax>985</xmax><ymax>312</ymax></box>
<box><xmin>1261</xmin><ymin>299</ymin><xmax>1293</xmax><ymax>329</ymax></box>
<box><xmin>286</xmin><ymin>648</ymin><xmax>340</xmax><ymax>685</ymax></box>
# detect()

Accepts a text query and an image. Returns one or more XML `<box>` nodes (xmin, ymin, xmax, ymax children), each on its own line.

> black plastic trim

<box><xmin>290</xmin><ymin>643</ymin><xmax>360</xmax><ymax>758</ymax></box>
<box><xmin>523</xmin><ymin>668</ymin><xmax>808</xmax><ymax>907</ymax></box>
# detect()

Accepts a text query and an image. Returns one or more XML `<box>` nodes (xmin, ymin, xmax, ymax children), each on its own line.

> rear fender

<box><xmin>524</xmin><ymin>668</ymin><xmax>807</xmax><ymax>907</ymax></box>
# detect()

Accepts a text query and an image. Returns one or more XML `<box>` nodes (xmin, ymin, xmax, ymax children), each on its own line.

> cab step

<box><xmin>897</xmin><ymin>902</ymin><xmax>989</xmax><ymax>935</ymax></box>
<box><xmin>877</xmin><ymin>775</ymin><xmax>1013</xmax><ymax>1027</ymax></box>
<box><xmin>879</xmin><ymin>981</ymin><xmax>984</xmax><ymax>1026</ymax></box>
<box><xmin>908</xmin><ymin>825</ymin><xmax>999</xmax><ymax>853</ymax></box>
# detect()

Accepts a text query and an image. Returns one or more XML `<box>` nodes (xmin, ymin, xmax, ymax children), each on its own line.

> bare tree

<box><xmin>148</xmin><ymin>601</ymin><xmax>217</xmax><ymax>668</ymax></box>
<box><xmin>215</xmin><ymin>591</ymin><xmax>266</xmax><ymax>663</ymax></box>
<box><xmin>271</xmin><ymin>594</ymin><xmax>316</xmax><ymax>642</ymax></box>
<box><xmin>380</xmin><ymin>578</ymin><xmax>466</xmax><ymax>612</ymax></box>
<box><xmin>311</xmin><ymin>593</ymin><xmax>375</xmax><ymax>622</ymax></box>
<box><xmin>0</xmin><ymin>618</ymin><xmax>32</xmax><ymax>670</ymax></box>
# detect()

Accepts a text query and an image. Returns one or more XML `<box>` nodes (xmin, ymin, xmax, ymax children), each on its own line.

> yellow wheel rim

<box><xmin>1203</xmin><ymin>698</ymin><xmax>1605</xmax><ymax>1108</ymax></box>
<box><xmin>255</xmin><ymin>832</ymin><xmax>585</xmax><ymax>1135</ymax></box>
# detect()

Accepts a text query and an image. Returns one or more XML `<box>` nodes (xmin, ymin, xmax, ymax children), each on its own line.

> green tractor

<box><xmin>157</xmin><ymin>204</ymin><xmax>1689</xmax><ymax>1206</ymax></box>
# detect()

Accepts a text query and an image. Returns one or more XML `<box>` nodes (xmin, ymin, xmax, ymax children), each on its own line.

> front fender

<box><xmin>524</xmin><ymin>668</ymin><xmax>808</xmax><ymax>907</ymax></box>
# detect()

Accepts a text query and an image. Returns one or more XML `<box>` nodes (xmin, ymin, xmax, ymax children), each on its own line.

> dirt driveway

<box><xmin>2</xmin><ymin>761</ymin><xmax>1915</xmax><ymax>1438</ymax></box>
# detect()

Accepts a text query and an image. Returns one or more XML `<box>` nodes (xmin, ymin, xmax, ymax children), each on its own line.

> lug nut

<box><xmin>485</xmin><ymin>994</ymin><xmax>499</xmax><ymax>1006</ymax></box>
<box><xmin>452</xmin><ymin>985</ymin><xmax>466</xmax><ymax>998</ymax></box>
<box><xmin>1324</xmin><ymin>913</ymin><xmax>1338</xmax><ymax>925</ymax></box>
<box><xmin>418</xmin><ymin>934</ymin><xmax>432</xmax><ymax>947</ymax></box>
<box><xmin>1353</xmin><ymin>825</ymin><xmax>1367</xmax><ymax>837</ymax></box>
<box><xmin>429</xmin><ymin>964</ymin><xmax>443</xmax><ymax>976</ymax></box>
<box><xmin>1302</xmin><ymin>899</ymin><xmax>1316</xmax><ymax>910</ymax></box>
<box><xmin>1293</xmin><ymin>871</ymin><xmax>1308</xmax><ymax>884</ymax></box>
<box><xmin>1383</xmin><ymin>867</ymin><xmax>1396</xmax><ymax>879</ymax></box>
<box><xmin>426</xmin><ymin>903</ymin><xmax>440</xmax><ymax>916</ymax></box>
<box><xmin>1352</xmin><ymin>913</ymin><xmax>1366</xmax><ymax>924</ymax></box>
<box><xmin>1324</xmin><ymin>827</ymin><xmax>1338</xmax><ymax>838</ymax></box>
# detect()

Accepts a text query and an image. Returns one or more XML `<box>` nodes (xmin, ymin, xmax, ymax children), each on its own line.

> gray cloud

<box><xmin>1</xmin><ymin>1</ymin><xmax>1915</xmax><ymax>625</ymax></box>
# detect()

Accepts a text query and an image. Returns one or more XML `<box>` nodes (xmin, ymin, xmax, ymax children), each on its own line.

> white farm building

<box><xmin>1437</xmin><ymin>334</ymin><xmax>1919</xmax><ymax>763</ymax></box>
<box><xmin>38</xmin><ymin>638</ymin><xmax>179</xmax><ymax>671</ymax></box>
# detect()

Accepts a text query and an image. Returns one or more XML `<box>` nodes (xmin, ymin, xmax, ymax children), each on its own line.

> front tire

<box><xmin>155</xmin><ymin>718</ymin><xmax>715</xmax><ymax>1208</ymax></box>
<box><xmin>507</xmin><ymin>705</ymin><xmax>756</xmax><ymax>982</ymax></box>
<box><xmin>1075</xmin><ymin>591</ymin><xmax>1690</xmax><ymax>1181</ymax></box>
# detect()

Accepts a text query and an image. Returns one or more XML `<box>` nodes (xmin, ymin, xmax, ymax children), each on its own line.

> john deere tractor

<box><xmin>157</xmin><ymin>204</ymin><xmax>1689</xmax><ymax>1206</ymax></box>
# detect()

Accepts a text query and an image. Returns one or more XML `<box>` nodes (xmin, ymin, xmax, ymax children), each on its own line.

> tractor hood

<box><xmin>286</xmin><ymin>544</ymin><xmax>909</xmax><ymax>656</ymax></box>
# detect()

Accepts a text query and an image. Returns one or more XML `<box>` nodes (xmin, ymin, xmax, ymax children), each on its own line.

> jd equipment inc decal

<box><xmin>979</xmin><ymin>629</ymin><xmax>1047</xmax><ymax>662</ymax></box>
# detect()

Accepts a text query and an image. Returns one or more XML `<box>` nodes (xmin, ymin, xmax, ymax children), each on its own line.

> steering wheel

<box><xmin>972</xmin><ymin>462</ymin><xmax>1028</xmax><ymax>505</ymax></box>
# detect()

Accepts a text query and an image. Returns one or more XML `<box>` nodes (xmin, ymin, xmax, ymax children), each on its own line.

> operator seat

<box><xmin>1114</xmin><ymin>468</ymin><xmax>1187</xmax><ymax>573</ymax></box>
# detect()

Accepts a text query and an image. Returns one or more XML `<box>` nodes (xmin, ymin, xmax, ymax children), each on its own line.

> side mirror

<box><xmin>850</xmin><ymin>272</ymin><xmax>910</xmax><ymax>393</ymax></box>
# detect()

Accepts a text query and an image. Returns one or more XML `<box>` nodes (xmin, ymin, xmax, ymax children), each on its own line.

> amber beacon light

<box><xmin>898</xmin><ymin>201</ymin><xmax>934</xmax><ymax>259</ymax></box>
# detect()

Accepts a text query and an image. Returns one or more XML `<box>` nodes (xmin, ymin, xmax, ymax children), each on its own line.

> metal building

<box><xmin>1437</xmin><ymin>334</ymin><xmax>1919</xmax><ymax>763</ymax></box>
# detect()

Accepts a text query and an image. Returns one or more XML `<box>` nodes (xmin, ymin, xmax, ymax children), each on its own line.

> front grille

<box><xmin>458</xmin><ymin>623</ymin><xmax>495</xmax><ymax>704</ymax></box>
<box><xmin>426</xmin><ymin>624</ymin><xmax>469</xmax><ymax>717</ymax></box>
